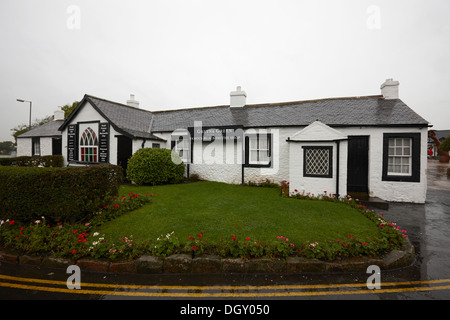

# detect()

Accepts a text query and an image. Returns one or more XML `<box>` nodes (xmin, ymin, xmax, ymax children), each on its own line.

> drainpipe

<box><xmin>336</xmin><ymin>140</ymin><xmax>340</xmax><ymax>198</ymax></box>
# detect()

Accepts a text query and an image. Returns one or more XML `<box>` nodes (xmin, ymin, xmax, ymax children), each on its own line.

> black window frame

<box><xmin>302</xmin><ymin>146</ymin><xmax>333</xmax><ymax>178</ymax></box>
<box><xmin>382</xmin><ymin>132</ymin><xmax>421</xmax><ymax>182</ymax></box>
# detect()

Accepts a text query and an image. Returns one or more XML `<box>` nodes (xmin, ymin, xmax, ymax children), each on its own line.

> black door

<box><xmin>117</xmin><ymin>136</ymin><xmax>133</xmax><ymax>176</ymax></box>
<box><xmin>52</xmin><ymin>137</ymin><xmax>62</xmax><ymax>155</ymax></box>
<box><xmin>347</xmin><ymin>136</ymin><xmax>369</xmax><ymax>193</ymax></box>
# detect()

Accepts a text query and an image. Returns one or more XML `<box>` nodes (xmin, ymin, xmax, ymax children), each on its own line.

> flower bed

<box><xmin>0</xmin><ymin>181</ymin><xmax>409</xmax><ymax>263</ymax></box>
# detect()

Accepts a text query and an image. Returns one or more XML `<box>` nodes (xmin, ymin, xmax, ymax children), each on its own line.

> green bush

<box><xmin>0</xmin><ymin>155</ymin><xmax>63</xmax><ymax>167</ymax></box>
<box><xmin>439</xmin><ymin>135</ymin><xmax>450</xmax><ymax>152</ymax></box>
<box><xmin>126</xmin><ymin>148</ymin><xmax>185</xmax><ymax>185</ymax></box>
<box><xmin>0</xmin><ymin>164</ymin><xmax>123</xmax><ymax>223</ymax></box>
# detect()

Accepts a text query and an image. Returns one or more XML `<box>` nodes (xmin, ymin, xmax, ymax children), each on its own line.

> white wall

<box><xmin>16</xmin><ymin>138</ymin><xmax>32</xmax><ymax>156</ymax></box>
<box><xmin>338</xmin><ymin>126</ymin><xmax>428</xmax><ymax>203</ymax></box>
<box><xmin>61</xmin><ymin>100</ymin><xmax>120</xmax><ymax>166</ymax></box>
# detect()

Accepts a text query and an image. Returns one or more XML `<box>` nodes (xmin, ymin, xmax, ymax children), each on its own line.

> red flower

<box><xmin>71</xmin><ymin>250</ymin><xmax>77</xmax><ymax>254</ymax></box>
<box><xmin>73</xmin><ymin>229</ymin><xmax>78</xmax><ymax>234</ymax></box>
<box><xmin>9</xmin><ymin>220</ymin><xmax>15</xmax><ymax>225</ymax></box>
<box><xmin>246</xmin><ymin>237</ymin><xmax>250</xmax><ymax>241</ymax></box>
<box><xmin>231</xmin><ymin>235</ymin><xmax>236</xmax><ymax>240</ymax></box>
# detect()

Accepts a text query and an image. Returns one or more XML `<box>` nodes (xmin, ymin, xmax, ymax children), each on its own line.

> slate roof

<box><xmin>150</xmin><ymin>95</ymin><xmax>429</xmax><ymax>132</ymax></box>
<box><xmin>52</xmin><ymin>94</ymin><xmax>430</xmax><ymax>140</ymax></box>
<box><xmin>18</xmin><ymin>120</ymin><xmax>64</xmax><ymax>138</ymax></box>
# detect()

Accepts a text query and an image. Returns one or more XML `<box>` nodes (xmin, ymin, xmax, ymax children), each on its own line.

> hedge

<box><xmin>0</xmin><ymin>164</ymin><xmax>123</xmax><ymax>223</ymax></box>
<box><xmin>0</xmin><ymin>155</ymin><xmax>63</xmax><ymax>167</ymax></box>
<box><xmin>126</xmin><ymin>148</ymin><xmax>185</xmax><ymax>185</ymax></box>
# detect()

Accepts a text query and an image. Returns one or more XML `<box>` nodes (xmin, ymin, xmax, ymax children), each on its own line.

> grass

<box><xmin>97</xmin><ymin>181</ymin><xmax>381</xmax><ymax>246</ymax></box>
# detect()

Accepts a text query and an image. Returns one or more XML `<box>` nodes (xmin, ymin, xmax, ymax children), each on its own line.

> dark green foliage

<box><xmin>0</xmin><ymin>164</ymin><xmax>123</xmax><ymax>223</ymax></box>
<box><xmin>0</xmin><ymin>155</ymin><xmax>63</xmax><ymax>167</ymax></box>
<box><xmin>126</xmin><ymin>148</ymin><xmax>185</xmax><ymax>185</ymax></box>
<box><xmin>439</xmin><ymin>135</ymin><xmax>450</xmax><ymax>152</ymax></box>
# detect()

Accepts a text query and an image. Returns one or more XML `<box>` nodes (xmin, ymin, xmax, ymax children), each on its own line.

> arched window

<box><xmin>80</xmin><ymin>127</ymin><xmax>98</xmax><ymax>162</ymax></box>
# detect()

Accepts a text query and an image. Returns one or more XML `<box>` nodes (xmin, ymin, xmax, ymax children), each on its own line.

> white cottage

<box><xmin>52</xmin><ymin>79</ymin><xmax>430</xmax><ymax>203</ymax></box>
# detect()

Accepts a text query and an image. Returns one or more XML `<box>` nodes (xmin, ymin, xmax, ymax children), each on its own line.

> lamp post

<box><xmin>16</xmin><ymin>99</ymin><xmax>32</xmax><ymax>129</ymax></box>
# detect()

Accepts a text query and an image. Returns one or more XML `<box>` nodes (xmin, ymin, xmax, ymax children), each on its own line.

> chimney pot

<box><xmin>230</xmin><ymin>86</ymin><xmax>246</xmax><ymax>107</ymax></box>
<box><xmin>126</xmin><ymin>94</ymin><xmax>140</xmax><ymax>108</ymax></box>
<box><xmin>54</xmin><ymin>107</ymin><xmax>65</xmax><ymax>121</ymax></box>
<box><xmin>381</xmin><ymin>78</ymin><xmax>399</xmax><ymax>100</ymax></box>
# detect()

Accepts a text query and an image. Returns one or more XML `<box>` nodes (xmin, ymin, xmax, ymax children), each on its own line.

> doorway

<box><xmin>347</xmin><ymin>136</ymin><xmax>369</xmax><ymax>194</ymax></box>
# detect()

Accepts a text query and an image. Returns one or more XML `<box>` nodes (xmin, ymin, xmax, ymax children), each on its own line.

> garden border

<box><xmin>0</xmin><ymin>238</ymin><xmax>414</xmax><ymax>274</ymax></box>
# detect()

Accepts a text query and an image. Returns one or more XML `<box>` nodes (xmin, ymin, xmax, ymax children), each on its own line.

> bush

<box><xmin>126</xmin><ymin>148</ymin><xmax>185</xmax><ymax>185</ymax></box>
<box><xmin>0</xmin><ymin>155</ymin><xmax>63</xmax><ymax>167</ymax></box>
<box><xmin>439</xmin><ymin>135</ymin><xmax>450</xmax><ymax>152</ymax></box>
<box><xmin>0</xmin><ymin>164</ymin><xmax>123</xmax><ymax>223</ymax></box>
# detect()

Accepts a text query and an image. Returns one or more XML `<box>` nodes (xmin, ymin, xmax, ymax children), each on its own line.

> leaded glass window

<box><xmin>80</xmin><ymin>127</ymin><xmax>98</xmax><ymax>162</ymax></box>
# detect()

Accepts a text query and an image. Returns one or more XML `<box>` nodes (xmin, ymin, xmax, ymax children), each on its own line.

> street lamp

<box><xmin>16</xmin><ymin>99</ymin><xmax>32</xmax><ymax>129</ymax></box>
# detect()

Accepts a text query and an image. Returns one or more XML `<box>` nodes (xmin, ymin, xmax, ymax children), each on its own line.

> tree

<box><xmin>61</xmin><ymin>101</ymin><xmax>79</xmax><ymax>119</ymax></box>
<box><xmin>0</xmin><ymin>141</ymin><xmax>16</xmax><ymax>155</ymax></box>
<box><xmin>10</xmin><ymin>115</ymin><xmax>54</xmax><ymax>145</ymax></box>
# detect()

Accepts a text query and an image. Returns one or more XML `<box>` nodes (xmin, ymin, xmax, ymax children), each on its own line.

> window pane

<box><xmin>388</xmin><ymin>139</ymin><xmax>395</xmax><ymax>147</ymax></box>
<box><xmin>250</xmin><ymin>138</ymin><xmax>258</xmax><ymax>149</ymax></box>
<box><xmin>403</xmin><ymin>147</ymin><xmax>411</xmax><ymax>156</ymax></box>
<box><xmin>403</xmin><ymin>139</ymin><xmax>411</xmax><ymax>147</ymax></box>
<box><xmin>388</xmin><ymin>147</ymin><xmax>395</xmax><ymax>156</ymax></box>
<box><xmin>250</xmin><ymin>150</ymin><xmax>258</xmax><ymax>162</ymax></box>
<box><xmin>395</xmin><ymin>138</ymin><xmax>403</xmax><ymax>146</ymax></box>
<box><xmin>402</xmin><ymin>165</ymin><xmax>410</xmax><ymax>174</ymax></box>
<box><xmin>395</xmin><ymin>147</ymin><xmax>402</xmax><ymax>155</ymax></box>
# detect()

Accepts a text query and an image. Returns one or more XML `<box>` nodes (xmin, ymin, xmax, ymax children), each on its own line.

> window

<box><xmin>80</xmin><ymin>127</ymin><xmax>98</xmax><ymax>162</ymax></box>
<box><xmin>152</xmin><ymin>143</ymin><xmax>160</xmax><ymax>149</ymax></box>
<box><xmin>32</xmin><ymin>137</ymin><xmax>40</xmax><ymax>156</ymax></box>
<box><xmin>302</xmin><ymin>146</ymin><xmax>333</xmax><ymax>178</ymax></box>
<box><xmin>387</xmin><ymin>138</ymin><xmax>412</xmax><ymax>175</ymax></box>
<box><xmin>172</xmin><ymin>136</ymin><xmax>190</xmax><ymax>163</ymax></box>
<box><xmin>382</xmin><ymin>133</ymin><xmax>421</xmax><ymax>182</ymax></box>
<box><xmin>245</xmin><ymin>134</ymin><xmax>272</xmax><ymax>167</ymax></box>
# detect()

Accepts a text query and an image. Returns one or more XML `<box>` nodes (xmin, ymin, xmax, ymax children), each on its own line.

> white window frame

<box><xmin>248</xmin><ymin>134</ymin><xmax>271</xmax><ymax>166</ymax></box>
<box><xmin>174</xmin><ymin>137</ymin><xmax>190</xmax><ymax>163</ymax></box>
<box><xmin>387</xmin><ymin>138</ymin><xmax>412</xmax><ymax>176</ymax></box>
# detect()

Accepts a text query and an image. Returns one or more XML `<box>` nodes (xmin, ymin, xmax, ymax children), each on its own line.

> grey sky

<box><xmin>1</xmin><ymin>0</ymin><xmax>449</xmax><ymax>142</ymax></box>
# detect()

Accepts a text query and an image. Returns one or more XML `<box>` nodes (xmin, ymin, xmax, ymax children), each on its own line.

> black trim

<box><xmin>244</xmin><ymin>133</ymin><xmax>272</xmax><ymax>168</ymax></box>
<box><xmin>31</xmin><ymin>137</ymin><xmax>40</xmax><ymax>156</ymax></box>
<box><xmin>382</xmin><ymin>133</ymin><xmax>421</xmax><ymax>182</ymax></box>
<box><xmin>302</xmin><ymin>146</ymin><xmax>333</xmax><ymax>178</ymax></box>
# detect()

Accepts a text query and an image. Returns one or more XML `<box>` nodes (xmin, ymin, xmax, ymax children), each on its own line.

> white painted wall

<box><xmin>16</xmin><ymin>138</ymin><xmax>32</xmax><ymax>156</ymax></box>
<box><xmin>61</xmin><ymin>100</ymin><xmax>120</xmax><ymax>166</ymax></box>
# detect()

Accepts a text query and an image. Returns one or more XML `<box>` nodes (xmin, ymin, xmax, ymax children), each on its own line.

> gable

<box><xmin>289</xmin><ymin>121</ymin><xmax>347</xmax><ymax>142</ymax></box>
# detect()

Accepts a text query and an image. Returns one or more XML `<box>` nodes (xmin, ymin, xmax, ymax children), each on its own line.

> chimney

<box><xmin>126</xmin><ymin>94</ymin><xmax>140</xmax><ymax>108</ymax></box>
<box><xmin>230</xmin><ymin>86</ymin><xmax>247</xmax><ymax>107</ymax></box>
<box><xmin>54</xmin><ymin>107</ymin><xmax>65</xmax><ymax>121</ymax></box>
<box><xmin>380</xmin><ymin>78</ymin><xmax>399</xmax><ymax>100</ymax></box>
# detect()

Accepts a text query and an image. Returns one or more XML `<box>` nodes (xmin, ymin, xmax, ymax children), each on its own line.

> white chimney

<box><xmin>230</xmin><ymin>86</ymin><xmax>247</xmax><ymax>107</ymax></box>
<box><xmin>126</xmin><ymin>94</ymin><xmax>140</xmax><ymax>108</ymax></box>
<box><xmin>54</xmin><ymin>107</ymin><xmax>65</xmax><ymax>121</ymax></box>
<box><xmin>381</xmin><ymin>78</ymin><xmax>399</xmax><ymax>100</ymax></box>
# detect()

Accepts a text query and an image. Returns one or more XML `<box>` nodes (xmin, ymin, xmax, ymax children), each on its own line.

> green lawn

<box><xmin>98</xmin><ymin>181</ymin><xmax>380</xmax><ymax>246</ymax></box>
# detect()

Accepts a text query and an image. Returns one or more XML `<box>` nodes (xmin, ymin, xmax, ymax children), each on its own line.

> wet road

<box><xmin>1</xmin><ymin>160</ymin><xmax>450</xmax><ymax>304</ymax></box>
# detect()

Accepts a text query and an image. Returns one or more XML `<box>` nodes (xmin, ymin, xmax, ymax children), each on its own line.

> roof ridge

<box><xmin>150</xmin><ymin>95</ymin><xmax>384</xmax><ymax>113</ymax></box>
<box><xmin>85</xmin><ymin>94</ymin><xmax>153</xmax><ymax>113</ymax></box>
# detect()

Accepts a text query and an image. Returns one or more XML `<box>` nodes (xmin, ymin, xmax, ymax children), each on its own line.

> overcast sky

<box><xmin>1</xmin><ymin>0</ymin><xmax>449</xmax><ymax>142</ymax></box>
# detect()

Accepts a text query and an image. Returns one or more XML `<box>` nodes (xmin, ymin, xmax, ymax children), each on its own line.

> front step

<box><xmin>348</xmin><ymin>192</ymin><xmax>389</xmax><ymax>211</ymax></box>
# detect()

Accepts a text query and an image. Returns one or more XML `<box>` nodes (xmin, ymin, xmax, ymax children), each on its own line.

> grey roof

<box><xmin>85</xmin><ymin>96</ymin><xmax>164</xmax><ymax>140</ymax></box>
<box><xmin>150</xmin><ymin>96</ymin><xmax>429</xmax><ymax>132</ymax></box>
<box><xmin>18</xmin><ymin>120</ymin><xmax>64</xmax><ymax>138</ymax></box>
<box><xmin>55</xmin><ymin>94</ymin><xmax>430</xmax><ymax>140</ymax></box>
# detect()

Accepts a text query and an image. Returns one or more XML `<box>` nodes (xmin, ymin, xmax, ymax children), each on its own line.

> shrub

<box><xmin>0</xmin><ymin>155</ymin><xmax>63</xmax><ymax>167</ymax></box>
<box><xmin>0</xmin><ymin>164</ymin><xmax>123</xmax><ymax>223</ymax></box>
<box><xmin>126</xmin><ymin>148</ymin><xmax>185</xmax><ymax>185</ymax></box>
<box><xmin>439</xmin><ymin>135</ymin><xmax>450</xmax><ymax>152</ymax></box>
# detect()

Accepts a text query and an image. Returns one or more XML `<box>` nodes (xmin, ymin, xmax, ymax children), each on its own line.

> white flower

<box><xmin>93</xmin><ymin>232</ymin><xmax>100</xmax><ymax>237</ymax></box>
